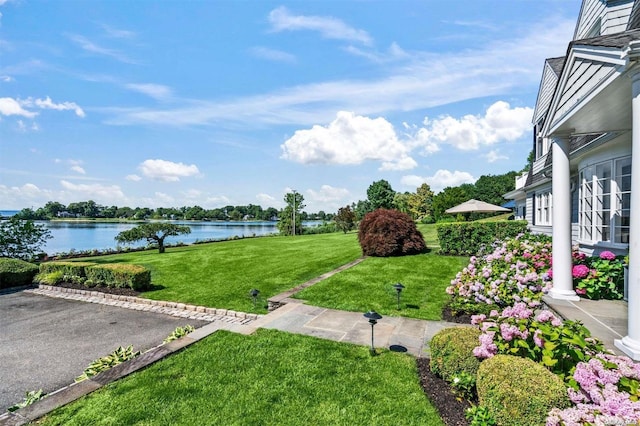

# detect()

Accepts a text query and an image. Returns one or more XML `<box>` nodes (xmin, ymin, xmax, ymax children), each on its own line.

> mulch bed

<box><xmin>417</xmin><ymin>358</ymin><xmax>471</xmax><ymax>426</ymax></box>
<box><xmin>441</xmin><ymin>305</ymin><xmax>473</xmax><ymax>324</ymax></box>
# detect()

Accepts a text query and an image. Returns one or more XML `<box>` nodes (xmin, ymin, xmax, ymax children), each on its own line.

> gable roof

<box><xmin>547</xmin><ymin>57</ymin><xmax>566</xmax><ymax>76</ymax></box>
<box><xmin>571</xmin><ymin>28</ymin><xmax>640</xmax><ymax>48</ymax></box>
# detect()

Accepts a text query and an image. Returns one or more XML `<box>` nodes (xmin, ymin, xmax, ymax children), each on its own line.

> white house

<box><xmin>507</xmin><ymin>0</ymin><xmax>640</xmax><ymax>360</ymax></box>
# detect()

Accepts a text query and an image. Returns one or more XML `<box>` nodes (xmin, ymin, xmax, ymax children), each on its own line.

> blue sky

<box><xmin>1</xmin><ymin>0</ymin><xmax>580</xmax><ymax>213</ymax></box>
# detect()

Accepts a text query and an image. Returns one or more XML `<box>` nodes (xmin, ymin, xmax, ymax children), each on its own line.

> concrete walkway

<box><xmin>252</xmin><ymin>299</ymin><xmax>461</xmax><ymax>357</ymax></box>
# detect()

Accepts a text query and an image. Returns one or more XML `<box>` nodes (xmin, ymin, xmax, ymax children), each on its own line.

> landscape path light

<box><xmin>249</xmin><ymin>289</ymin><xmax>260</xmax><ymax>309</ymax></box>
<box><xmin>363</xmin><ymin>310</ymin><xmax>382</xmax><ymax>355</ymax></box>
<box><xmin>393</xmin><ymin>283</ymin><xmax>405</xmax><ymax>310</ymax></box>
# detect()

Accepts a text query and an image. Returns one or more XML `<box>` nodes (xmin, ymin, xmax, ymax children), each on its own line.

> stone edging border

<box><xmin>28</xmin><ymin>285</ymin><xmax>263</xmax><ymax>323</ymax></box>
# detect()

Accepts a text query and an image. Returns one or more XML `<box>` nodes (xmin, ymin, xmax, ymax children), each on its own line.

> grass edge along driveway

<box><xmin>73</xmin><ymin>232</ymin><xmax>362</xmax><ymax>313</ymax></box>
<box><xmin>38</xmin><ymin>329</ymin><xmax>444</xmax><ymax>426</ymax></box>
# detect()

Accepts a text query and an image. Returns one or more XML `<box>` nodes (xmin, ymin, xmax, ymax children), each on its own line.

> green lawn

<box><xmin>294</xmin><ymin>252</ymin><xmax>468</xmax><ymax>320</ymax></box>
<box><xmin>417</xmin><ymin>223</ymin><xmax>439</xmax><ymax>248</ymax></box>
<box><xmin>72</xmin><ymin>232</ymin><xmax>362</xmax><ymax>313</ymax></box>
<box><xmin>39</xmin><ymin>330</ymin><xmax>444</xmax><ymax>426</ymax></box>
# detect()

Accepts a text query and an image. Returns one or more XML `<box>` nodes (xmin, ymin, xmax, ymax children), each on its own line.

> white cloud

<box><xmin>250</xmin><ymin>47</ymin><xmax>296</xmax><ymax>63</ymax></box>
<box><xmin>306</xmin><ymin>185</ymin><xmax>349</xmax><ymax>203</ymax></box>
<box><xmin>1</xmin><ymin>75</ymin><xmax>14</xmax><ymax>82</ymax></box>
<box><xmin>138</xmin><ymin>159</ymin><xmax>200</xmax><ymax>182</ymax></box>
<box><xmin>105</xmin><ymin>18</ymin><xmax>572</xmax><ymax>129</ymax></box>
<box><xmin>60</xmin><ymin>180</ymin><xmax>126</xmax><ymax>201</ymax></box>
<box><xmin>100</xmin><ymin>23</ymin><xmax>136</xmax><ymax>39</ymax></box>
<box><xmin>0</xmin><ymin>97</ymin><xmax>37</xmax><ymax>117</ymax></box>
<box><xmin>183</xmin><ymin>189</ymin><xmax>202</xmax><ymax>199</ymax></box>
<box><xmin>70</xmin><ymin>165</ymin><xmax>86</xmax><ymax>174</ymax></box>
<box><xmin>125</xmin><ymin>83</ymin><xmax>173</xmax><ymax>100</ymax></box>
<box><xmin>29</xmin><ymin>96</ymin><xmax>85</xmax><ymax>117</ymax></box>
<box><xmin>416</xmin><ymin>101</ymin><xmax>532</xmax><ymax>151</ymax></box>
<box><xmin>67</xmin><ymin>34</ymin><xmax>135</xmax><ymax>64</ymax></box>
<box><xmin>485</xmin><ymin>149</ymin><xmax>508</xmax><ymax>163</ymax></box>
<box><xmin>256</xmin><ymin>193</ymin><xmax>276</xmax><ymax>206</ymax></box>
<box><xmin>15</xmin><ymin>118</ymin><xmax>38</xmax><ymax>132</ymax></box>
<box><xmin>126</xmin><ymin>174</ymin><xmax>142</xmax><ymax>181</ymax></box>
<box><xmin>268</xmin><ymin>6</ymin><xmax>372</xmax><ymax>45</ymax></box>
<box><xmin>402</xmin><ymin>170</ymin><xmax>476</xmax><ymax>193</ymax></box>
<box><xmin>281</xmin><ymin>111</ymin><xmax>416</xmax><ymax>171</ymax></box>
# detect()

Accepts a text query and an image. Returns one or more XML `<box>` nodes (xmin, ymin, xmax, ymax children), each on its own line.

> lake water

<box><xmin>19</xmin><ymin>220</ymin><xmax>285</xmax><ymax>255</ymax></box>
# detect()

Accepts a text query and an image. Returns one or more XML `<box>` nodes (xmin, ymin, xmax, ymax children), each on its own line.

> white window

<box><xmin>535</xmin><ymin>191</ymin><xmax>552</xmax><ymax>226</ymax></box>
<box><xmin>579</xmin><ymin>157</ymin><xmax>631</xmax><ymax>244</ymax></box>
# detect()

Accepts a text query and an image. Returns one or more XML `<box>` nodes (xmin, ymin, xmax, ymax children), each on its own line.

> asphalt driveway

<box><xmin>0</xmin><ymin>289</ymin><xmax>206</xmax><ymax>412</ymax></box>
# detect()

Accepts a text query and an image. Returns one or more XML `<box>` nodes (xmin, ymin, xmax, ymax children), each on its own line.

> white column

<box><xmin>550</xmin><ymin>135</ymin><xmax>580</xmax><ymax>300</ymax></box>
<box><xmin>616</xmin><ymin>69</ymin><xmax>640</xmax><ymax>360</ymax></box>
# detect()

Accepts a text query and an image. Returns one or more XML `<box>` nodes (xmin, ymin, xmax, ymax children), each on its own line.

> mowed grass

<box><xmin>39</xmin><ymin>329</ymin><xmax>444</xmax><ymax>426</ymax></box>
<box><xmin>75</xmin><ymin>232</ymin><xmax>361</xmax><ymax>313</ymax></box>
<box><xmin>294</xmin><ymin>252</ymin><xmax>468</xmax><ymax>320</ymax></box>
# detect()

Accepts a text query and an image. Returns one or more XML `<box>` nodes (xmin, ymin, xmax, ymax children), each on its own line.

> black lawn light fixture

<box><xmin>393</xmin><ymin>282</ymin><xmax>405</xmax><ymax>310</ymax></box>
<box><xmin>249</xmin><ymin>289</ymin><xmax>260</xmax><ymax>309</ymax></box>
<box><xmin>363</xmin><ymin>310</ymin><xmax>383</xmax><ymax>355</ymax></box>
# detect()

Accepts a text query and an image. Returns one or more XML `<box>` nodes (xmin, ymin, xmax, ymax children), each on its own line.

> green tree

<box><xmin>353</xmin><ymin>200</ymin><xmax>372</xmax><ymax>220</ymax></box>
<box><xmin>0</xmin><ymin>217</ymin><xmax>52</xmax><ymax>260</ymax></box>
<box><xmin>115</xmin><ymin>223</ymin><xmax>191</xmax><ymax>253</ymax></box>
<box><xmin>408</xmin><ymin>183</ymin><xmax>434</xmax><ymax>221</ymax></box>
<box><xmin>367</xmin><ymin>180</ymin><xmax>396</xmax><ymax>210</ymax></box>
<box><xmin>393</xmin><ymin>192</ymin><xmax>411</xmax><ymax>215</ymax></box>
<box><xmin>472</xmin><ymin>172</ymin><xmax>517</xmax><ymax>207</ymax></box>
<box><xmin>42</xmin><ymin>201</ymin><xmax>66</xmax><ymax>218</ymax></box>
<box><xmin>277</xmin><ymin>191</ymin><xmax>305</xmax><ymax>236</ymax></box>
<box><xmin>431</xmin><ymin>186</ymin><xmax>472</xmax><ymax>221</ymax></box>
<box><xmin>334</xmin><ymin>205</ymin><xmax>357</xmax><ymax>234</ymax></box>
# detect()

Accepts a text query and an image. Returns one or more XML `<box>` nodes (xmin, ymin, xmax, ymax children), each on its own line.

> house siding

<box><xmin>533</xmin><ymin>62</ymin><xmax>561</xmax><ymax>124</ymax></box>
<box><xmin>602</xmin><ymin>1</ymin><xmax>635</xmax><ymax>34</ymax></box>
<box><xmin>553</xmin><ymin>59</ymin><xmax>616</xmax><ymax>124</ymax></box>
<box><xmin>575</xmin><ymin>0</ymin><xmax>634</xmax><ymax>39</ymax></box>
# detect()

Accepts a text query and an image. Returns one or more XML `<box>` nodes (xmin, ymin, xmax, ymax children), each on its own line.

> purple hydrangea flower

<box><xmin>599</xmin><ymin>250</ymin><xmax>616</xmax><ymax>261</ymax></box>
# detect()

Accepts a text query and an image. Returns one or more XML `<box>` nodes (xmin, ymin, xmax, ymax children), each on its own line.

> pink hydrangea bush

<box><xmin>472</xmin><ymin>303</ymin><xmax>607</xmax><ymax>380</ymax></box>
<box><xmin>572</xmin><ymin>250</ymin><xmax>625</xmax><ymax>300</ymax></box>
<box><xmin>547</xmin><ymin>354</ymin><xmax>640</xmax><ymax>425</ymax></box>
<box><xmin>446</xmin><ymin>234</ymin><xmax>553</xmax><ymax>315</ymax></box>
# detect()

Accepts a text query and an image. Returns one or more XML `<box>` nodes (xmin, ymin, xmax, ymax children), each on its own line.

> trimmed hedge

<box><xmin>85</xmin><ymin>264</ymin><xmax>151</xmax><ymax>291</ymax></box>
<box><xmin>477</xmin><ymin>355</ymin><xmax>570</xmax><ymax>426</ymax></box>
<box><xmin>429</xmin><ymin>326</ymin><xmax>481</xmax><ymax>382</ymax></box>
<box><xmin>0</xmin><ymin>257</ymin><xmax>39</xmax><ymax>289</ymax></box>
<box><xmin>37</xmin><ymin>261</ymin><xmax>151</xmax><ymax>291</ymax></box>
<box><xmin>39</xmin><ymin>261</ymin><xmax>96</xmax><ymax>279</ymax></box>
<box><xmin>437</xmin><ymin>220</ymin><xmax>528</xmax><ymax>256</ymax></box>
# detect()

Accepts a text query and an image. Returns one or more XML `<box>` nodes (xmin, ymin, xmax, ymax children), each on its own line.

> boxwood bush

<box><xmin>85</xmin><ymin>264</ymin><xmax>151</xmax><ymax>291</ymax></box>
<box><xmin>39</xmin><ymin>261</ymin><xmax>96</xmax><ymax>281</ymax></box>
<box><xmin>429</xmin><ymin>326</ymin><xmax>481</xmax><ymax>382</ymax></box>
<box><xmin>437</xmin><ymin>220</ymin><xmax>528</xmax><ymax>256</ymax></box>
<box><xmin>477</xmin><ymin>355</ymin><xmax>570</xmax><ymax>426</ymax></box>
<box><xmin>0</xmin><ymin>257</ymin><xmax>39</xmax><ymax>289</ymax></box>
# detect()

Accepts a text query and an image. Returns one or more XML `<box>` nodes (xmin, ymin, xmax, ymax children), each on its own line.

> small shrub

<box><xmin>477</xmin><ymin>355</ymin><xmax>570</xmax><ymax>426</ymax></box>
<box><xmin>472</xmin><ymin>304</ymin><xmax>607</xmax><ymax>382</ymax></box>
<box><xmin>85</xmin><ymin>264</ymin><xmax>151</xmax><ymax>290</ymax></box>
<box><xmin>76</xmin><ymin>345</ymin><xmax>141</xmax><ymax>382</ymax></box>
<box><xmin>358</xmin><ymin>209</ymin><xmax>426</xmax><ymax>257</ymax></box>
<box><xmin>0</xmin><ymin>257</ymin><xmax>39</xmax><ymax>289</ymax></box>
<box><xmin>163</xmin><ymin>325</ymin><xmax>195</xmax><ymax>343</ymax></box>
<box><xmin>39</xmin><ymin>261</ymin><xmax>95</xmax><ymax>282</ymax></box>
<box><xmin>465</xmin><ymin>405</ymin><xmax>496</xmax><ymax>426</ymax></box>
<box><xmin>33</xmin><ymin>271</ymin><xmax>64</xmax><ymax>286</ymax></box>
<box><xmin>429</xmin><ymin>326</ymin><xmax>481</xmax><ymax>382</ymax></box>
<box><xmin>437</xmin><ymin>221</ymin><xmax>528</xmax><ymax>256</ymax></box>
<box><xmin>572</xmin><ymin>250</ymin><xmax>625</xmax><ymax>300</ymax></box>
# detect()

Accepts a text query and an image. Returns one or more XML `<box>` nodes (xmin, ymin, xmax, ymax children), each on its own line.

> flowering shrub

<box><xmin>446</xmin><ymin>234</ymin><xmax>553</xmax><ymax>315</ymax></box>
<box><xmin>472</xmin><ymin>303</ymin><xmax>607</xmax><ymax>381</ymax></box>
<box><xmin>547</xmin><ymin>354</ymin><xmax>640</xmax><ymax>425</ymax></box>
<box><xmin>572</xmin><ymin>249</ymin><xmax>625</xmax><ymax>300</ymax></box>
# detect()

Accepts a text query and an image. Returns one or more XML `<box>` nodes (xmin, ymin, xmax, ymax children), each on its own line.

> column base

<box><xmin>614</xmin><ymin>336</ymin><xmax>640</xmax><ymax>361</ymax></box>
<box><xmin>548</xmin><ymin>287</ymin><xmax>580</xmax><ymax>301</ymax></box>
